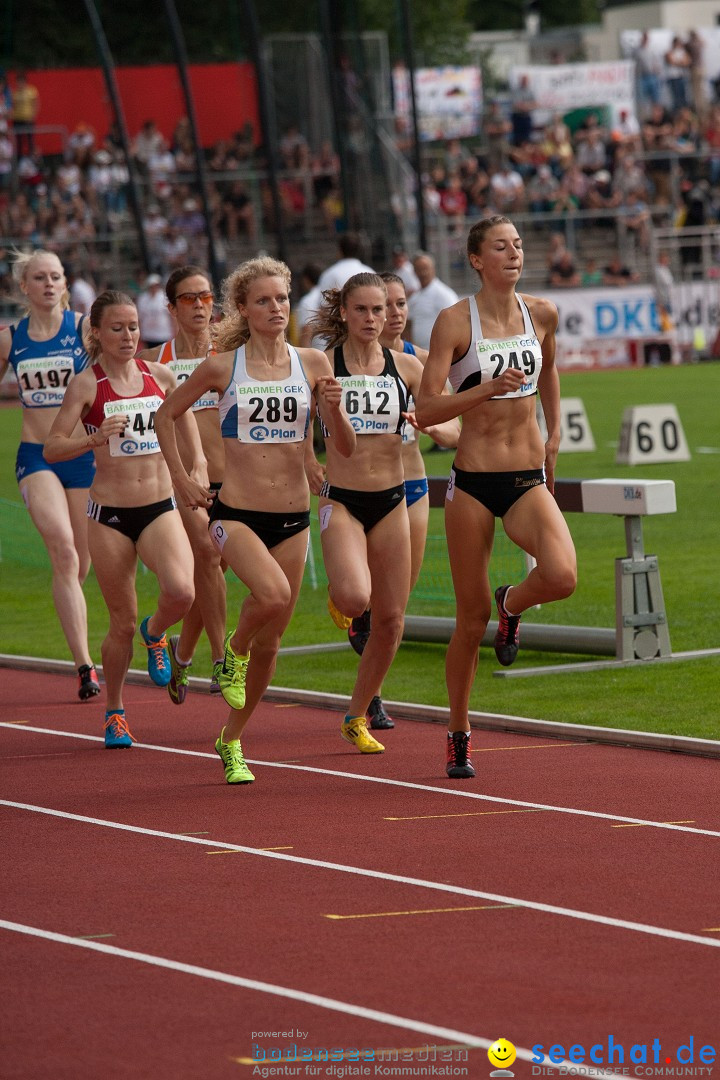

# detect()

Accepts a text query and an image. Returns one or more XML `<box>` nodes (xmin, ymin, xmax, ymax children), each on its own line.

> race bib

<box><xmin>170</xmin><ymin>358</ymin><xmax>218</xmax><ymax>411</ymax></box>
<box><xmin>475</xmin><ymin>336</ymin><xmax>542</xmax><ymax>399</ymax></box>
<box><xmin>339</xmin><ymin>374</ymin><xmax>401</xmax><ymax>434</ymax></box>
<box><xmin>233</xmin><ymin>380</ymin><xmax>310</xmax><ymax>443</ymax></box>
<box><xmin>402</xmin><ymin>393</ymin><xmax>417</xmax><ymax>445</ymax></box>
<box><xmin>16</xmin><ymin>355</ymin><xmax>74</xmax><ymax>408</ymax></box>
<box><xmin>105</xmin><ymin>396</ymin><xmax>163</xmax><ymax>457</ymax></box>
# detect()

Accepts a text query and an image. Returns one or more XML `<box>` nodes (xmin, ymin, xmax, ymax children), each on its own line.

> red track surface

<box><xmin>1</xmin><ymin>668</ymin><xmax>719</xmax><ymax>1080</ymax></box>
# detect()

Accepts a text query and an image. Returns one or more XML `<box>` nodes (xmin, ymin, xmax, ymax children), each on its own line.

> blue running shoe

<box><xmin>140</xmin><ymin>616</ymin><xmax>171</xmax><ymax>686</ymax></box>
<box><xmin>105</xmin><ymin>710</ymin><xmax>134</xmax><ymax>749</ymax></box>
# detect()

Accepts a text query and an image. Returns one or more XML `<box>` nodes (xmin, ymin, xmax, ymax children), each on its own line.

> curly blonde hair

<box><xmin>11</xmin><ymin>248</ymin><xmax>70</xmax><ymax>312</ymax></box>
<box><xmin>308</xmin><ymin>272</ymin><xmax>387</xmax><ymax>349</ymax></box>
<box><xmin>213</xmin><ymin>257</ymin><xmax>292</xmax><ymax>353</ymax></box>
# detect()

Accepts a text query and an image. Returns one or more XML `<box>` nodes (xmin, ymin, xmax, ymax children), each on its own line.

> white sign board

<box><xmin>616</xmin><ymin>404</ymin><xmax>691</xmax><ymax>465</ymax></box>
<box><xmin>537</xmin><ymin>397</ymin><xmax>595</xmax><ymax>452</ymax></box>
<box><xmin>392</xmin><ymin>64</ymin><xmax>482</xmax><ymax>141</ymax></box>
<box><xmin>509</xmin><ymin>61</ymin><xmax>636</xmax><ymax>124</ymax></box>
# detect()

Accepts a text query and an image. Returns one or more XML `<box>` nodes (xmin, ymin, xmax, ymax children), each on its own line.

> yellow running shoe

<box><xmin>341</xmin><ymin>715</ymin><xmax>385</xmax><ymax>753</ymax></box>
<box><xmin>328</xmin><ymin>590</ymin><xmax>352</xmax><ymax>630</ymax></box>
<box><xmin>218</xmin><ymin>633</ymin><xmax>250</xmax><ymax>710</ymax></box>
<box><xmin>215</xmin><ymin>727</ymin><xmax>255</xmax><ymax>784</ymax></box>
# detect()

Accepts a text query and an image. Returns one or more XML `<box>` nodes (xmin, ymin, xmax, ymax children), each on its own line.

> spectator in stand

<box><xmin>279</xmin><ymin>124</ymin><xmax>310</xmax><ymax>170</ymax></box>
<box><xmin>642</xmin><ymin>102</ymin><xmax>675</xmax><ymax>205</ymax></box>
<box><xmin>311</xmin><ymin>140</ymin><xmax>339</xmax><ymax>206</ymax></box>
<box><xmin>585</xmin><ymin>170</ymin><xmax>622</xmax><ymax>215</ymax></box>
<box><xmin>510</xmin><ymin>74</ymin><xmax>536</xmax><ymax>147</ymax></box>
<box><xmin>443</xmin><ymin>138</ymin><xmax>473</xmax><ymax>177</ymax></box>
<box><xmin>293</xmin><ymin>262</ymin><xmax>324</xmax><ymax>348</ymax></box>
<box><xmin>541</xmin><ymin>113</ymin><xmax>574</xmax><ymax>178</ymax></box>
<box><xmin>489</xmin><ymin>160</ymin><xmax>525</xmax><ymax>214</ymax></box>
<box><xmin>439</xmin><ymin>172</ymin><xmax>468</xmax><ymax>233</ymax></box>
<box><xmin>142</xmin><ymin>202</ymin><xmax>168</xmax><ymax>268</ymax></box>
<box><xmin>390</xmin><ymin>244</ymin><xmax>420</xmax><ymax>297</ymax></box>
<box><xmin>68</xmin><ymin>266</ymin><xmax>97</xmax><ymax>315</ymax></box>
<box><xmin>654</xmin><ymin>251</ymin><xmax>674</xmax><ymax>327</ymax></box>
<box><xmin>602</xmin><ymin>255</ymin><xmax>639</xmax><ymax>287</ymax></box>
<box><xmin>549</xmin><ymin>248</ymin><xmax>580</xmax><ymax>288</ymax></box>
<box><xmin>160</xmin><ymin>224</ymin><xmax>189</xmax><ymax>272</ymax></box>
<box><xmin>610</xmin><ymin>109</ymin><xmax>642</xmax><ymax>159</ymax></box>
<box><xmin>0</xmin><ymin>118</ymin><xmax>13</xmax><ymax>190</ymax></box>
<box><xmin>613</xmin><ymin>150</ymin><xmax>649</xmax><ymax>200</ymax></box>
<box><xmin>221</xmin><ymin>179</ymin><xmax>257</xmax><ymax>247</ymax></box>
<box><xmin>147</xmin><ymin>138</ymin><xmax>177</xmax><ymax>199</ymax></box>
<box><xmin>11</xmin><ymin>69</ymin><xmax>40</xmax><ymax>158</ymax></box>
<box><xmin>664</xmin><ymin>35</ymin><xmax>691</xmax><ymax>113</ymax></box>
<box><xmin>703</xmin><ymin>104</ymin><xmax>720</xmax><ymax>185</ymax></box>
<box><xmin>464</xmin><ymin>163</ymin><xmax>491</xmax><ymax>218</ymax></box>
<box><xmin>621</xmin><ymin>188</ymin><xmax>651</xmax><ymax>252</ymax></box>
<box><xmin>408</xmin><ymin>251</ymin><xmax>459</xmax><ymax>350</ymax></box>
<box><xmin>0</xmin><ymin>70</ymin><xmax>11</xmax><ymax>124</ymax></box>
<box><xmin>136</xmin><ymin>273</ymin><xmax>174</xmax><ymax>347</ymax></box>
<box><xmin>581</xmin><ymin>257</ymin><xmax>603</xmax><ymax>286</ymax></box>
<box><xmin>686</xmin><ymin>31</ymin><xmax>706</xmax><ymax>120</ymax></box>
<box><xmin>132</xmin><ymin>120</ymin><xmax>165</xmax><ymax>174</ymax></box>
<box><xmin>317</xmin><ymin>232</ymin><xmax>374</xmax><ymax>292</ymax></box>
<box><xmin>67</xmin><ymin>122</ymin><xmax>96</xmax><ymax>170</ymax></box>
<box><xmin>483</xmin><ymin>100</ymin><xmax>512</xmax><ymax>173</ymax></box>
<box><xmin>551</xmin><ymin>172</ymin><xmax>581</xmax><ymax>217</ymax></box>
<box><xmin>575</xmin><ymin>126</ymin><xmax>608</xmax><ymax>176</ymax></box>
<box><xmin>527</xmin><ymin>164</ymin><xmax>559</xmax><ymax>214</ymax></box>
<box><xmin>633</xmin><ymin>31</ymin><xmax>663</xmax><ymax>113</ymax></box>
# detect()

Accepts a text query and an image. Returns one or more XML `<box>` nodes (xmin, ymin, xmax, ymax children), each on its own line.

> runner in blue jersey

<box><xmin>155</xmin><ymin>256</ymin><xmax>356</xmax><ymax>785</ymax></box>
<box><xmin>0</xmin><ymin>249</ymin><xmax>100</xmax><ymax>700</ymax></box>
<box><xmin>416</xmin><ymin>216</ymin><xmax>577</xmax><ymax>780</ymax></box>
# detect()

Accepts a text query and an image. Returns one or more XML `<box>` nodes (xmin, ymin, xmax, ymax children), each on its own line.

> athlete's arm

<box><xmin>302</xmin><ymin>349</ymin><xmax>356</xmax><ymax>460</ymax></box>
<box><xmin>533</xmin><ymin>297</ymin><xmax>561</xmax><ymax>495</ymax></box>
<box><xmin>0</xmin><ymin>326</ymin><xmax>12</xmax><ymax>382</ymax></box>
<box><xmin>153</xmin><ymin>361</ymin><xmax>214</xmax><ymax>508</ymax></box>
<box><xmin>44</xmin><ymin>370</ymin><xmax>118</xmax><ymax>461</ymax></box>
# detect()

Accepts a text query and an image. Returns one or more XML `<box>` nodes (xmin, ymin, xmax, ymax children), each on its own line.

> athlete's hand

<box><xmin>402</xmin><ymin>410</ymin><xmax>421</xmax><ymax>431</ymax></box>
<box><xmin>93</xmin><ymin>414</ymin><xmax>129</xmax><ymax>445</ymax></box>
<box><xmin>489</xmin><ymin>368</ymin><xmax>527</xmax><ymax>398</ymax></box>
<box><xmin>544</xmin><ymin>442</ymin><xmax>558</xmax><ymax>495</ymax></box>
<box><xmin>174</xmin><ymin>473</ymin><xmax>214</xmax><ymax>511</ymax></box>
<box><xmin>315</xmin><ymin>374</ymin><xmax>343</xmax><ymax>410</ymax></box>
<box><xmin>305</xmin><ymin>455</ymin><xmax>326</xmax><ymax>496</ymax></box>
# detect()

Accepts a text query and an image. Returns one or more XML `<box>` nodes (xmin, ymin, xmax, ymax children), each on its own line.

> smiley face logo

<box><xmin>488</xmin><ymin>1039</ymin><xmax>517</xmax><ymax>1074</ymax></box>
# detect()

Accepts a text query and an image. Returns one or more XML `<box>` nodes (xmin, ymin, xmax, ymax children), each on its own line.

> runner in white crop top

<box><xmin>415</xmin><ymin>216</ymin><xmax>577</xmax><ymax>780</ymax></box>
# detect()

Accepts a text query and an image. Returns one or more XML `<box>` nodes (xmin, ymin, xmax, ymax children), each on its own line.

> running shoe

<box><xmin>210</xmin><ymin>660</ymin><xmax>222</xmax><ymax>695</ymax></box>
<box><xmin>167</xmin><ymin>635</ymin><xmax>190</xmax><ymax>705</ymax></box>
<box><xmin>446</xmin><ymin>730</ymin><xmax>475</xmax><ymax>779</ymax></box>
<box><xmin>367</xmin><ymin>695</ymin><xmax>394</xmax><ymax>730</ymax></box>
<box><xmin>215</xmin><ymin>727</ymin><xmax>255</xmax><ymax>784</ymax></box>
<box><xmin>494</xmin><ymin>584</ymin><xmax>522</xmax><ymax>667</ymax></box>
<box><xmin>104</xmin><ymin>711</ymin><xmax>134</xmax><ymax>749</ymax></box>
<box><xmin>328</xmin><ymin>590</ymin><xmax>352</xmax><ymax>630</ymax></box>
<box><xmin>78</xmin><ymin>664</ymin><xmax>101</xmax><ymax>701</ymax></box>
<box><xmin>341</xmin><ymin>716</ymin><xmax>384</xmax><ymax>753</ymax></box>
<box><xmin>139</xmin><ymin>616</ymin><xmax>171</xmax><ymax>686</ymax></box>
<box><xmin>348</xmin><ymin>608</ymin><xmax>371</xmax><ymax>655</ymax></box>
<box><xmin>218</xmin><ymin>633</ymin><xmax>250</xmax><ymax>710</ymax></box>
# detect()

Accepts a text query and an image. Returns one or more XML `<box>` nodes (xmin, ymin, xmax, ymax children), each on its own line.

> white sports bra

<box><xmin>448</xmin><ymin>294</ymin><xmax>542</xmax><ymax>400</ymax></box>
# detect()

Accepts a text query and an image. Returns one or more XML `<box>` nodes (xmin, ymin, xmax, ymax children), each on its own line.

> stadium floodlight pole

<box><xmin>81</xmin><ymin>0</ymin><xmax>151</xmax><ymax>274</ymax></box>
<box><xmin>162</xmin><ymin>0</ymin><xmax>222</xmax><ymax>290</ymax></box>
<box><xmin>398</xmin><ymin>0</ymin><xmax>427</xmax><ymax>250</ymax></box>
<box><xmin>232</xmin><ymin>0</ymin><xmax>288</xmax><ymax>265</ymax></box>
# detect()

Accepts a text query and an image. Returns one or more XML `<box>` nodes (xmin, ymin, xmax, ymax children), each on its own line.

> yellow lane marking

<box><xmin>384</xmin><ymin>809</ymin><xmax>545</xmax><ymax>821</ymax></box>
<box><xmin>76</xmin><ymin>933</ymin><xmax>115</xmax><ymax>940</ymax></box>
<box><xmin>232</xmin><ymin>1043</ymin><xmax>475</xmax><ymax>1065</ymax></box>
<box><xmin>178</xmin><ymin>831</ymin><xmax>210</xmax><ymax>836</ymax></box>
<box><xmin>702</xmin><ymin>927</ymin><xmax>720</xmax><ymax>932</ymax></box>
<box><xmin>324</xmin><ymin>903</ymin><xmax>518</xmax><ymax>921</ymax></box>
<box><xmin>5</xmin><ymin>719</ymin><xmax>29</xmax><ymax>725</ymax></box>
<box><xmin>206</xmin><ymin>846</ymin><xmax>294</xmax><ymax>854</ymax></box>
<box><xmin>612</xmin><ymin>820</ymin><xmax>696</xmax><ymax>829</ymax></box>
<box><xmin>273</xmin><ymin>703</ymin><xmax>301</xmax><ymax>709</ymax></box>
<box><xmin>471</xmin><ymin>742</ymin><xmax>584</xmax><ymax>753</ymax></box>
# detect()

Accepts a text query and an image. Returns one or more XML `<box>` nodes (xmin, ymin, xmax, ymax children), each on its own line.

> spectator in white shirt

<box><xmin>390</xmin><ymin>244</ymin><xmax>421</xmax><ymax>296</ymax></box>
<box><xmin>317</xmin><ymin>232</ymin><xmax>374</xmax><ymax>292</ymax></box>
<box><xmin>136</xmin><ymin>273</ymin><xmax>174</xmax><ymax>347</ymax></box>
<box><xmin>407</xmin><ymin>251</ymin><xmax>459</xmax><ymax>350</ymax></box>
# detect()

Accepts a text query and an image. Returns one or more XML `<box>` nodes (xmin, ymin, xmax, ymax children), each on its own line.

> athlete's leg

<box><xmin>88</xmin><ymin>521</ymin><xmax>138</xmax><ymax>711</ymax></box>
<box><xmin>318</xmin><ymin>499</ymin><xmax>371</xmax><ymax>618</ymax></box>
<box><xmin>175</xmin><ymin>501</ymin><xmax>227</xmax><ymax>662</ymax></box>
<box><xmin>407</xmin><ymin>492</ymin><xmax>429</xmax><ymax>592</ymax></box>
<box><xmin>221</xmin><ymin>529</ymin><xmax>308</xmax><ymax>742</ymax></box>
<box><xmin>65</xmin><ymin>487</ymin><xmax>92</xmax><ymax>583</ymax></box>
<box><xmin>444</xmin><ymin>487</ymin><xmax>496</xmax><ymax>732</ymax></box>
<box><xmin>20</xmin><ymin>471</ymin><xmax>93</xmax><ymax>667</ymax></box>
<box><xmin>348</xmin><ymin>501</ymin><xmax>411</xmax><ymax>718</ymax></box>
<box><xmin>501</xmin><ymin>487</ymin><xmax>577</xmax><ymax>614</ymax></box>
<box><xmin>136</xmin><ymin>509</ymin><xmax>196</xmax><ymax>637</ymax></box>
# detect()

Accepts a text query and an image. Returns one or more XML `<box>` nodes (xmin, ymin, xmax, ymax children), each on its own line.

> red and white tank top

<box><xmin>83</xmin><ymin>359</ymin><xmax>165</xmax><ymax>458</ymax></box>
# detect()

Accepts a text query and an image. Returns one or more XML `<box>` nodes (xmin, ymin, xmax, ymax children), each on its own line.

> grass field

<box><xmin>1</xmin><ymin>361</ymin><xmax>718</xmax><ymax>738</ymax></box>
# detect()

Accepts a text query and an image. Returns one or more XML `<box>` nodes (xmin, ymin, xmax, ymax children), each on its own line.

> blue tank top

<box><xmin>402</xmin><ymin>340</ymin><xmax>417</xmax><ymax>355</ymax></box>
<box><xmin>449</xmin><ymin>294</ymin><xmax>542</xmax><ymax>400</ymax></box>
<box><xmin>9</xmin><ymin>310</ymin><xmax>89</xmax><ymax>409</ymax></box>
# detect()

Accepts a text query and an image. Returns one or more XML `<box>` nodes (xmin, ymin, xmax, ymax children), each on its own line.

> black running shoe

<box><xmin>348</xmin><ymin>608</ymin><xmax>371</xmax><ymax>656</ymax></box>
<box><xmin>494</xmin><ymin>584</ymin><xmax>521</xmax><ymax>666</ymax></box>
<box><xmin>446</xmin><ymin>731</ymin><xmax>476</xmax><ymax>779</ymax></box>
<box><xmin>367</xmin><ymin>695</ymin><xmax>394</xmax><ymax>730</ymax></box>
<box><xmin>78</xmin><ymin>664</ymin><xmax>101</xmax><ymax>701</ymax></box>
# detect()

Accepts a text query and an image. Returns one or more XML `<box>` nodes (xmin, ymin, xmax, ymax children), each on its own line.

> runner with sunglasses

<box><xmin>140</xmin><ymin>266</ymin><xmax>226</xmax><ymax>702</ymax></box>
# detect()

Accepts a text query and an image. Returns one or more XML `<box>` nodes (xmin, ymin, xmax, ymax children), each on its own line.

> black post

<box><xmin>163</xmin><ymin>0</ymin><xmax>222</xmax><ymax>288</ymax></box>
<box><xmin>398</xmin><ymin>0</ymin><xmax>427</xmax><ymax>249</ymax></box>
<box><xmin>81</xmin><ymin>0</ymin><xmax>151</xmax><ymax>273</ymax></box>
<box><xmin>318</xmin><ymin>0</ymin><xmax>351</xmax><ymax>231</ymax></box>
<box><xmin>237</xmin><ymin>0</ymin><xmax>288</xmax><ymax>265</ymax></box>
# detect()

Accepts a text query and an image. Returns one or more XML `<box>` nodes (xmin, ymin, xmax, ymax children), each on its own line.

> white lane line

<box><xmin>2</xmin><ymin>800</ymin><xmax>719</xmax><ymax>950</ymax></box>
<box><xmin>0</xmin><ymin>917</ymin><xmax>619</xmax><ymax>1077</ymax></box>
<box><xmin>1</xmin><ymin>722</ymin><xmax>718</xmax><ymax>838</ymax></box>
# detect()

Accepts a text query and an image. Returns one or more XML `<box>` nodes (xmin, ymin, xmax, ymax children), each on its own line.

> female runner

<box><xmin>416</xmin><ymin>216</ymin><xmax>577</xmax><ymax>779</ymax></box>
<box><xmin>308</xmin><ymin>272</ymin><xmax>426</xmax><ymax>755</ymax></box>
<box><xmin>0</xmin><ymin>249</ymin><xmax>100</xmax><ymax>700</ymax></box>
<box><xmin>140</xmin><ymin>265</ymin><xmax>226</xmax><ymax>703</ymax></box>
<box><xmin>346</xmin><ymin>271</ymin><xmax>459</xmax><ymax>731</ymax></box>
<box><xmin>155</xmin><ymin>256</ymin><xmax>355</xmax><ymax>784</ymax></box>
<box><xmin>44</xmin><ymin>291</ymin><xmax>200</xmax><ymax>747</ymax></box>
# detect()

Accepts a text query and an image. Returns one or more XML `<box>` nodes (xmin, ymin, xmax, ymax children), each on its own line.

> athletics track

<box><xmin>1</xmin><ymin>665</ymin><xmax>718</xmax><ymax>1080</ymax></box>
